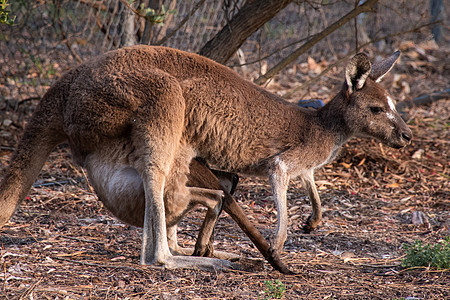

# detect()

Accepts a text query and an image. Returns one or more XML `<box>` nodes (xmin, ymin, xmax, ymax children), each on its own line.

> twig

<box><xmin>62</xmin><ymin>236</ymin><xmax>101</xmax><ymax>244</ymax></box>
<box><xmin>53</xmin><ymin>257</ymin><xmax>107</xmax><ymax>268</ymax></box>
<box><xmin>81</xmin><ymin>168</ymin><xmax>95</xmax><ymax>194</ymax></box>
<box><xmin>24</xmin><ymin>228</ymin><xmax>39</xmax><ymax>243</ymax></box>
<box><xmin>0</xmin><ymin>146</ymin><xmax>15</xmax><ymax>151</ymax></box>
<box><xmin>282</xmin><ymin>21</ymin><xmax>440</xmax><ymax>99</ymax></box>
<box><xmin>17</xmin><ymin>97</ymin><xmax>41</xmax><ymax>105</ymax></box>
<box><xmin>32</xmin><ymin>179</ymin><xmax>77</xmax><ymax>188</ymax></box>
<box><xmin>359</xmin><ymin>263</ymin><xmax>400</xmax><ymax>268</ymax></box>
<box><xmin>229</xmin><ymin>36</ymin><xmax>310</xmax><ymax>68</ymax></box>
<box><xmin>354</xmin><ymin>0</ymin><xmax>359</xmax><ymax>52</ymax></box>
<box><xmin>19</xmin><ymin>277</ymin><xmax>43</xmax><ymax>300</ymax></box>
<box><xmin>53</xmin><ymin>1</ymin><xmax>82</xmax><ymax>63</ymax></box>
<box><xmin>52</xmin><ymin>256</ymin><xmax>155</xmax><ymax>275</ymax></box>
<box><xmin>118</xmin><ymin>0</ymin><xmax>145</xmax><ymax>18</ymax></box>
<box><xmin>395</xmin><ymin>266</ymin><xmax>435</xmax><ymax>273</ymax></box>
<box><xmin>155</xmin><ymin>0</ymin><xmax>206</xmax><ymax>46</ymax></box>
<box><xmin>320</xmin><ymin>5</ymin><xmax>338</xmax><ymax>60</ymax></box>
<box><xmin>282</xmin><ymin>54</ymin><xmax>348</xmax><ymax>99</ymax></box>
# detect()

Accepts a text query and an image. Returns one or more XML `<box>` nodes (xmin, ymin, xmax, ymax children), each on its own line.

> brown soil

<box><xmin>0</xmin><ymin>44</ymin><xmax>449</xmax><ymax>299</ymax></box>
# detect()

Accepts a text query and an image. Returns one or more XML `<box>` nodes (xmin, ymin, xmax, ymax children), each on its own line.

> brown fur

<box><xmin>0</xmin><ymin>46</ymin><xmax>411</xmax><ymax>270</ymax></box>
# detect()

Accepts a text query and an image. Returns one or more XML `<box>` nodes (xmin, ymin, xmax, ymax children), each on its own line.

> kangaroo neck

<box><xmin>316</xmin><ymin>91</ymin><xmax>352</xmax><ymax>147</ymax></box>
<box><xmin>280</xmin><ymin>93</ymin><xmax>353</xmax><ymax>172</ymax></box>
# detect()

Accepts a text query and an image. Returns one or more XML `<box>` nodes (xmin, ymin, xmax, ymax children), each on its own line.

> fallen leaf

<box><xmin>357</xmin><ymin>158</ymin><xmax>366</xmax><ymax>166</ymax></box>
<box><xmin>111</xmin><ymin>256</ymin><xmax>126</xmax><ymax>261</ymax></box>
<box><xmin>386</xmin><ymin>183</ymin><xmax>400</xmax><ymax>188</ymax></box>
<box><xmin>55</xmin><ymin>251</ymin><xmax>86</xmax><ymax>257</ymax></box>
<box><xmin>341</xmin><ymin>162</ymin><xmax>352</xmax><ymax>169</ymax></box>
<box><xmin>412</xmin><ymin>149</ymin><xmax>424</xmax><ymax>160</ymax></box>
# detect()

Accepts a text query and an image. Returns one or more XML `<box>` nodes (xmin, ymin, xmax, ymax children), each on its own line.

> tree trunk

<box><xmin>120</xmin><ymin>2</ymin><xmax>137</xmax><ymax>46</ymax></box>
<box><xmin>199</xmin><ymin>0</ymin><xmax>292</xmax><ymax>64</ymax></box>
<box><xmin>141</xmin><ymin>0</ymin><xmax>161</xmax><ymax>45</ymax></box>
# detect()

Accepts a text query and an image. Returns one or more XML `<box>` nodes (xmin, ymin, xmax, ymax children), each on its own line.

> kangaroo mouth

<box><xmin>392</xmin><ymin>143</ymin><xmax>405</xmax><ymax>149</ymax></box>
<box><xmin>389</xmin><ymin>135</ymin><xmax>412</xmax><ymax>149</ymax></box>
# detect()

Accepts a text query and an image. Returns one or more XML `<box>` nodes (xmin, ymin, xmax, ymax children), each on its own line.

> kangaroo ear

<box><xmin>370</xmin><ymin>50</ymin><xmax>400</xmax><ymax>82</ymax></box>
<box><xmin>345</xmin><ymin>53</ymin><xmax>372</xmax><ymax>93</ymax></box>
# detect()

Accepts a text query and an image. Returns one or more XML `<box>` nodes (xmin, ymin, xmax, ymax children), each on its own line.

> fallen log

<box><xmin>397</xmin><ymin>88</ymin><xmax>450</xmax><ymax>112</ymax></box>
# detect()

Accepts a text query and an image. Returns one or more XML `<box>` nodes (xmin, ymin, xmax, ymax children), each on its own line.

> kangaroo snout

<box><xmin>401</xmin><ymin>130</ymin><xmax>412</xmax><ymax>143</ymax></box>
<box><xmin>392</xmin><ymin>126</ymin><xmax>413</xmax><ymax>149</ymax></box>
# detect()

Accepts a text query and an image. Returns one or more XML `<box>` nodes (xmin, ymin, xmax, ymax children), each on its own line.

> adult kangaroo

<box><xmin>0</xmin><ymin>46</ymin><xmax>411</xmax><ymax>270</ymax></box>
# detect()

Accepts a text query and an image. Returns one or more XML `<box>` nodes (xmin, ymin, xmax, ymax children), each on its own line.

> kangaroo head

<box><xmin>342</xmin><ymin>51</ymin><xmax>412</xmax><ymax>149</ymax></box>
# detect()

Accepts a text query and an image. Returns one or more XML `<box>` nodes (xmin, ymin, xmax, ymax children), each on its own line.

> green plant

<box><xmin>0</xmin><ymin>0</ymin><xmax>15</xmax><ymax>25</ymax></box>
<box><xmin>262</xmin><ymin>279</ymin><xmax>286</xmax><ymax>299</ymax></box>
<box><xmin>122</xmin><ymin>0</ymin><xmax>176</xmax><ymax>26</ymax></box>
<box><xmin>138</xmin><ymin>3</ymin><xmax>176</xmax><ymax>25</ymax></box>
<box><xmin>402</xmin><ymin>237</ymin><xmax>450</xmax><ymax>270</ymax></box>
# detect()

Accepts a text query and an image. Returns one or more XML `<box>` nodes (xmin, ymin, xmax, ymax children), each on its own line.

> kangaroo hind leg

<box><xmin>132</xmin><ymin>77</ymin><xmax>232</xmax><ymax>271</ymax></box>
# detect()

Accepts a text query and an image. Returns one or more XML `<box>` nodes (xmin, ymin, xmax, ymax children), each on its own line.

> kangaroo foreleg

<box><xmin>301</xmin><ymin>170</ymin><xmax>322</xmax><ymax>233</ymax></box>
<box><xmin>268</xmin><ymin>158</ymin><xmax>290</xmax><ymax>253</ymax></box>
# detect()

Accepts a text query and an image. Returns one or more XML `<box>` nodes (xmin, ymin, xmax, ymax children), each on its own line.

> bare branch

<box><xmin>354</xmin><ymin>0</ymin><xmax>359</xmax><ymax>52</ymax></box>
<box><xmin>155</xmin><ymin>0</ymin><xmax>206</xmax><ymax>46</ymax></box>
<box><xmin>229</xmin><ymin>36</ymin><xmax>310</xmax><ymax>68</ymax></box>
<box><xmin>199</xmin><ymin>0</ymin><xmax>293</xmax><ymax>64</ymax></box>
<box><xmin>118</xmin><ymin>0</ymin><xmax>144</xmax><ymax>18</ymax></box>
<box><xmin>254</xmin><ymin>0</ymin><xmax>378</xmax><ymax>85</ymax></box>
<box><xmin>282</xmin><ymin>21</ymin><xmax>440</xmax><ymax>99</ymax></box>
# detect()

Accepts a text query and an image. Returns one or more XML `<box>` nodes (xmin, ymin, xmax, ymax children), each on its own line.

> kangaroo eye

<box><xmin>370</xmin><ymin>106</ymin><xmax>384</xmax><ymax>114</ymax></box>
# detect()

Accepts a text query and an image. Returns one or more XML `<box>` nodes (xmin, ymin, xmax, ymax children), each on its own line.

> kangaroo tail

<box><xmin>0</xmin><ymin>90</ymin><xmax>66</xmax><ymax>227</ymax></box>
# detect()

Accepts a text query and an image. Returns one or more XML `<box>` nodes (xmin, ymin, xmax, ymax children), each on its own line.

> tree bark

<box><xmin>198</xmin><ymin>0</ymin><xmax>292</xmax><ymax>64</ymax></box>
<box><xmin>141</xmin><ymin>0</ymin><xmax>162</xmax><ymax>45</ymax></box>
<box><xmin>119</xmin><ymin>1</ymin><xmax>137</xmax><ymax>47</ymax></box>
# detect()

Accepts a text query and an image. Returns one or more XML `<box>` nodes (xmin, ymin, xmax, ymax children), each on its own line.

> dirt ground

<box><xmin>0</xmin><ymin>43</ymin><xmax>449</xmax><ymax>299</ymax></box>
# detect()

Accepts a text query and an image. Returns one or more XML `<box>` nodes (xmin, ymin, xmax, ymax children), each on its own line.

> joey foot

<box><xmin>303</xmin><ymin>214</ymin><xmax>320</xmax><ymax>233</ymax></box>
<box><xmin>192</xmin><ymin>243</ymin><xmax>214</xmax><ymax>257</ymax></box>
<box><xmin>203</xmin><ymin>244</ymin><xmax>214</xmax><ymax>257</ymax></box>
<box><xmin>267</xmin><ymin>246</ymin><xmax>295</xmax><ymax>275</ymax></box>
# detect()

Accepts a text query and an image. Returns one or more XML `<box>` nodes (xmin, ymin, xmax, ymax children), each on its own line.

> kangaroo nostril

<box><xmin>401</xmin><ymin>132</ymin><xmax>411</xmax><ymax>142</ymax></box>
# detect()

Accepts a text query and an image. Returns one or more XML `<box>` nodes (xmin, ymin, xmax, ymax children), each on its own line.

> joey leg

<box><xmin>188</xmin><ymin>187</ymin><xmax>224</xmax><ymax>257</ymax></box>
<box><xmin>222</xmin><ymin>193</ymin><xmax>294</xmax><ymax>274</ymax></box>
